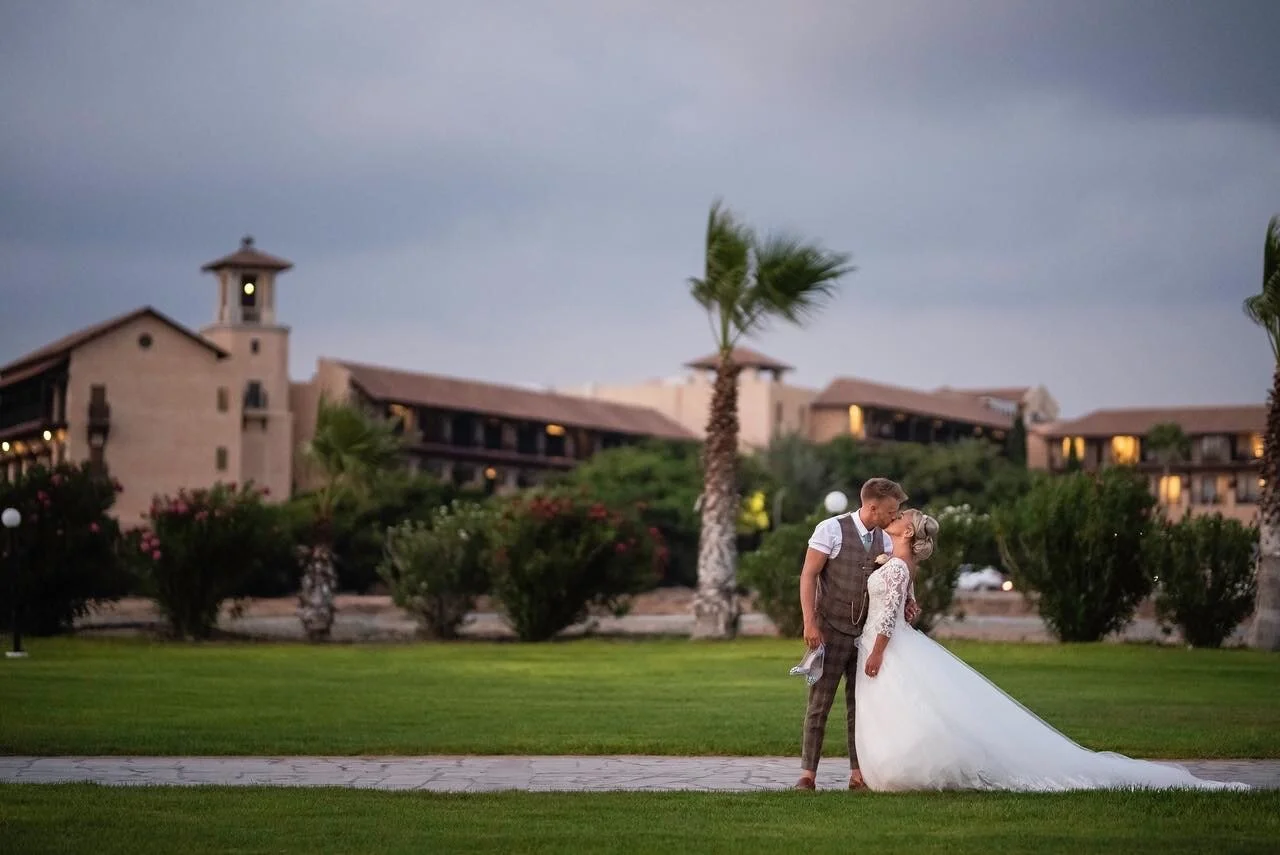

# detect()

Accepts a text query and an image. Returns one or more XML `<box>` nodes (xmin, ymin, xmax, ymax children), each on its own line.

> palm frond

<box><xmin>749</xmin><ymin>232</ymin><xmax>853</xmax><ymax>327</ymax></box>
<box><xmin>1244</xmin><ymin>215</ymin><xmax>1280</xmax><ymax>362</ymax></box>
<box><xmin>689</xmin><ymin>199</ymin><xmax>753</xmax><ymax>349</ymax></box>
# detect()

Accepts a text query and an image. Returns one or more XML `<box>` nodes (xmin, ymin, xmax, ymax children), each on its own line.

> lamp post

<box><xmin>1</xmin><ymin>507</ymin><xmax>25</xmax><ymax>659</ymax></box>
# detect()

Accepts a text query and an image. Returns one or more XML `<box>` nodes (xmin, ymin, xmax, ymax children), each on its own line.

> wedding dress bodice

<box><xmin>863</xmin><ymin>557</ymin><xmax>910</xmax><ymax>639</ymax></box>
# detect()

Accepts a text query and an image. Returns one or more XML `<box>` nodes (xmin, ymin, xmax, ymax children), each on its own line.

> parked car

<box><xmin>955</xmin><ymin>566</ymin><xmax>1011</xmax><ymax>592</ymax></box>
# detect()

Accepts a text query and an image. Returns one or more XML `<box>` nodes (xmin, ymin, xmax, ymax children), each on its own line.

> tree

<box><xmin>296</xmin><ymin>397</ymin><xmax>403</xmax><ymax>640</ymax></box>
<box><xmin>755</xmin><ymin>432</ymin><xmax>833</xmax><ymax>527</ymax></box>
<box><xmin>687</xmin><ymin>200</ymin><xmax>853</xmax><ymax>639</ymax></box>
<box><xmin>1243</xmin><ymin>214</ymin><xmax>1280</xmax><ymax>650</ymax></box>
<box><xmin>1006</xmin><ymin>404</ymin><xmax>1028</xmax><ymax>467</ymax></box>
<box><xmin>1145</xmin><ymin>421</ymin><xmax>1191</xmax><ymax>509</ymax></box>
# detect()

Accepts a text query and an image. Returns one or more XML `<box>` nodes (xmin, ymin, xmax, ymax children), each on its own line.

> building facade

<box><xmin>808</xmin><ymin>376</ymin><xmax>1020</xmax><ymax>446</ymax></box>
<box><xmin>1029</xmin><ymin>406</ymin><xmax>1265</xmax><ymax>524</ymax></box>
<box><xmin>0</xmin><ymin>238</ymin><xmax>694</xmax><ymax>521</ymax></box>
<box><xmin>292</xmin><ymin>358</ymin><xmax>694</xmax><ymax>494</ymax></box>
<box><xmin>560</xmin><ymin>348</ymin><xmax>815</xmax><ymax>450</ymax></box>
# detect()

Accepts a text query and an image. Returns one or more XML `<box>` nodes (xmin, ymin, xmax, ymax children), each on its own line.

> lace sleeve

<box><xmin>873</xmin><ymin>559</ymin><xmax>911</xmax><ymax>639</ymax></box>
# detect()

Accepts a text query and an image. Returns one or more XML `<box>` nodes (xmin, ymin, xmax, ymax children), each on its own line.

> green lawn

<box><xmin>1</xmin><ymin>785</ymin><xmax>1277</xmax><ymax>855</ymax></box>
<box><xmin>1</xmin><ymin>637</ymin><xmax>1277</xmax><ymax>758</ymax></box>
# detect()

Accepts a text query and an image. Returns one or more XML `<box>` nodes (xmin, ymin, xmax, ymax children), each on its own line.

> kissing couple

<box><xmin>792</xmin><ymin>477</ymin><xmax>1247</xmax><ymax>792</ymax></box>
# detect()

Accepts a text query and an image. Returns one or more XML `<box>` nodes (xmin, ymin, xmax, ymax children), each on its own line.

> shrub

<box><xmin>378</xmin><ymin>501</ymin><xmax>494</xmax><ymax>639</ymax></box>
<box><xmin>916</xmin><ymin>504</ymin><xmax>998</xmax><ymax>634</ymax></box>
<box><xmin>292</xmin><ymin>472</ymin><xmax>483</xmax><ymax>593</ymax></box>
<box><xmin>994</xmin><ymin>469</ymin><xmax>1157</xmax><ymax>642</ymax></box>
<box><xmin>0</xmin><ymin>462</ymin><xmax>127</xmax><ymax>635</ymax></box>
<box><xmin>129</xmin><ymin>482</ymin><xmax>279</xmax><ymax>639</ymax></box>
<box><xmin>738</xmin><ymin>514</ymin><xmax>822</xmax><ymax>638</ymax></box>
<box><xmin>488</xmin><ymin>491</ymin><xmax>666</xmax><ymax>642</ymax></box>
<box><xmin>1149</xmin><ymin>514</ymin><xmax>1258</xmax><ymax>648</ymax></box>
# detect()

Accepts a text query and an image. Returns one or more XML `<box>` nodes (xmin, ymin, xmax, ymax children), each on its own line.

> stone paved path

<box><xmin>2</xmin><ymin>756</ymin><xmax>1275</xmax><ymax>792</ymax></box>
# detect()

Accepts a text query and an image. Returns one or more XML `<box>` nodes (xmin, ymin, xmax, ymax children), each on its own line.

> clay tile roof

<box><xmin>0</xmin><ymin>306</ymin><xmax>227</xmax><ymax>381</ymax></box>
<box><xmin>1040</xmin><ymin>405</ymin><xmax>1265</xmax><ymax>438</ymax></box>
<box><xmin>337</xmin><ymin>361</ymin><xmax>697</xmax><ymax>441</ymax></box>
<box><xmin>684</xmin><ymin>347</ymin><xmax>793</xmax><ymax>372</ymax></box>
<box><xmin>201</xmin><ymin>236</ymin><xmax>293</xmax><ymax>273</ymax></box>
<box><xmin>938</xmin><ymin>386</ymin><xmax>1032</xmax><ymax>401</ymax></box>
<box><xmin>813</xmin><ymin>376</ymin><xmax>1013</xmax><ymax>429</ymax></box>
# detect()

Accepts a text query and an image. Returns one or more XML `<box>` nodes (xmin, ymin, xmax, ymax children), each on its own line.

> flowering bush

<box><xmin>0</xmin><ymin>462</ymin><xmax>127</xmax><ymax>635</ymax></box>
<box><xmin>129</xmin><ymin>481</ymin><xmax>279</xmax><ymax>639</ymax></box>
<box><xmin>378</xmin><ymin>501</ymin><xmax>494</xmax><ymax>639</ymax></box>
<box><xmin>488</xmin><ymin>491</ymin><xmax>667</xmax><ymax>642</ymax></box>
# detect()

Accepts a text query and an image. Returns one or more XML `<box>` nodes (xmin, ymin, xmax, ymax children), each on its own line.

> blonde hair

<box><xmin>902</xmin><ymin>509</ymin><xmax>939</xmax><ymax>561</ymax></box>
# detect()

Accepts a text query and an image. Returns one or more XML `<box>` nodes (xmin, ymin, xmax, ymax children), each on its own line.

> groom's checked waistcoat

<box><xmin>816</xmin><ymin>515</ymin><xmax>884</xmax><ymax>636</ymax></box>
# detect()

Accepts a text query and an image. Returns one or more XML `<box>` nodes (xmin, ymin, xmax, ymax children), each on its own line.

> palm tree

<box><xmin>296</xmin><ymin>396</ymin><xmax>404</xmax><ymax>641</ymax></box>
<box><xmin>687</xmin><ymin>200</ymin><xmax>853</xmax><ymax>639</ymax></box>
<box><xmin>1145</xmin><ymin>421</ymin><xmax>1191</xmax><ymax>514</ymax></box>
<box><xmin>1243</xmin><ymin>214</ymin><xmax>1280</xmax><ymax>650</ymax></box>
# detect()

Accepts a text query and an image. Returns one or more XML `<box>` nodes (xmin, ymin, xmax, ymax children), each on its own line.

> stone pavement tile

<box><xmin>0</xmin><ymin>756</ymin><xmax>1275</xmax><ymax>792</ymax></box>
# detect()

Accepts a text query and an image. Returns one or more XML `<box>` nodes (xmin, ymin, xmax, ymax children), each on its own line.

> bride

<box><xmin>854</xmin><ymin>509</ymin><xmax>1248</xmax><ymax>792</ymax></box>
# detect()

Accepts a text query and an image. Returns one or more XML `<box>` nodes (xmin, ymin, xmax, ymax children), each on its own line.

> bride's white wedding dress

<box><xmin>853</xmin><ymin>557</ymin><xmax>1248</xmax><ymax>792</ymax></box>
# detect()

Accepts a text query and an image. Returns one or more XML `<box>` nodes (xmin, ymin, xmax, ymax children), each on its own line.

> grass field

<box><xmin>1</xmin><ymin>637</ymin><xmax>1277</xmax><ymax>758</ymax></box>
<box><xmin>2</xmin><ymin>784</ymin><xmax>1277</xmax><ymax>855</ymax></box>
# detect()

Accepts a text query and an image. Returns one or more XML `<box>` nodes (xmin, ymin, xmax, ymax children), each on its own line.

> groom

<box><xmin>795</xmin><ymin>477</ymin><xmax>917</xmax><ymax>791</ymax></box>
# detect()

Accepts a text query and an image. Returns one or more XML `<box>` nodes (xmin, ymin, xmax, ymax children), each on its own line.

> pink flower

<box><xmin>151</xmin><ymin>550</ymin><xmax>162</xmax><ymax>561</ymax></box>
<box><xmin>51</xmin><ymin>475</ymin><xmax>63</xmax><ymax>486</ymax></box>
<box><xmin>89</xmin><ymin>522</ymin><xmax>100</xmax><ymax>533</ymax></box>
<box><xmin>261</xmin><ymin>487</ymin><xmax>270</xmax><ymax>497</ymax></box>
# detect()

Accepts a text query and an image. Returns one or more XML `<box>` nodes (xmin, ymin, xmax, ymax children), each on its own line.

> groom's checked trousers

<box><xmin>800</xmin><ymin>622</ymin><xmax>861</xmax><ymax>771</ymax></box>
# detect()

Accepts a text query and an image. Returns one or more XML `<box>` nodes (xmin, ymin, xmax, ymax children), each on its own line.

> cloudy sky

<box><xmin>2</xmin><ymin>1</ymin><xmax>1278</xmax><ymax>418</ymax></box>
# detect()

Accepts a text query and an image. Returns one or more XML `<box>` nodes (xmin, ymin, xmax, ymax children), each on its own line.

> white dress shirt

<box><xmin>808</xmin><ymin>510</ymin><xmax>893</xmax><ymax>558</ymax></box>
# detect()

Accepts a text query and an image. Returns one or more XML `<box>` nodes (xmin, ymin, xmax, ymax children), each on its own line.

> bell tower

<box><xmin>200</xmin><ymin>236</ymin><xmax>295</xmax><ymax>500</ymax></box>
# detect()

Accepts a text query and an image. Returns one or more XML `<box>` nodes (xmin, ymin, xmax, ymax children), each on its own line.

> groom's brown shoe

<box><xmin>794</xmin><ymin>776</ymin><xmax>816</xmax><ymax>791</ymax></box>
<box><xmin>848</xmin><ymin>774</ymin><xmax>868</xmax><ymax>791</ymax></box>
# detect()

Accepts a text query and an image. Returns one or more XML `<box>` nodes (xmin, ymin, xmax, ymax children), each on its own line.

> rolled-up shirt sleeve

<box><xmin>807</xmin><ymin>517</ymin><xmax>840</xmax><ymax>556</ymax></box>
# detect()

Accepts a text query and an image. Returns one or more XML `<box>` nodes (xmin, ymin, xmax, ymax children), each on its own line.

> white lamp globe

<box><xmin>823</xmin><ymin>491</ymin><xmax>849</xmax><ymax>515</ymax></box>
<box><xmin>1</xmin><ymin>508</ymin><xmax>20</xmax><ymax>529</ymax></box>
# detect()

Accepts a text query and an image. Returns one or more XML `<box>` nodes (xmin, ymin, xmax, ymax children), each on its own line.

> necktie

<box><xmin>862</xmin><ymin>531</ymin><xmax>872</xmax><ymax>549</ymax></box>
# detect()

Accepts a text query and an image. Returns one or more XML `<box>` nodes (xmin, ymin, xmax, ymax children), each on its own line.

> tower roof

<box><xmin>201</xmin><ymin>236</ymin><xmax>293</xmax><ymax>273</ymax></box>
<box><xmin>684</xmin><ymin>347</ymin><xmax>793</xmax><ymax>372</ymax></box>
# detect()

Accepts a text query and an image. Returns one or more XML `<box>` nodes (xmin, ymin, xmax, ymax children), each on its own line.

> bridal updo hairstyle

<box><xmin>901</xmin><ymin>508</ymin><xmax>939</xmax><ymax>561</ymax></box>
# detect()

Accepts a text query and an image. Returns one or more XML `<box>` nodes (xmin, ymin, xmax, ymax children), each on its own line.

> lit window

<box><xmin>1061</xmin><ymin>436</ymin><xmax>1084</xmax><ymax>460</ymax></box>
<box><xmin>243</xmin><ymin>282</ymin><xmax>255</xmax><ymax>296</ymax></box>
<box><xmin>1158</xmin><ymin>475</ymin><xmax>1182</xmax><ymax>505</ymax></box>
<box><xmin>1111</xmin><ymin>435</ymin><xmax>1139</xmax><ymax>466</ymax></box>
<box><xmin>848</xmin><ymin>405</ymin><xmax>865</xmax><ymax>439</ymax></box>
<box><xmin>484</xmin><ymin>467</ymin><xmax>497</xmax><ymax>480</ymax></box>
<box><xmin>1252</xmin><ymin>434</ymin><xmax>1265</xmax><ymax>458</ymax></box>
<box><xmin>545</xmin><ymin>424</ymin><xmax>566</xmax><ymax>437</ymax></box>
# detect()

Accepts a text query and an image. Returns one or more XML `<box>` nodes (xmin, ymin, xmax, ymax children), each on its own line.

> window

<box><xmin>483</xmin><ymin>419</ymin><xmax>503</xmax><ymax>450</ymax></box>
<box><xmin>451</xmin><ymin>414</ymin><xmax>477</xmax><ymax>447</ymax></box>
<box><xmin>250</xmin><ymin>338</ymin><xmax>260</xmax><ymax>354</ymax></box>
<box><xmin>240</xmin><ymin>275</ymin><xmax>260</xmax><ymax>322</ymax></box>
<box><xmin>216</xmin><ymin>387</ymin><xmax>229</xmax><ymax>412</ymax></box>
<box><xmin>137</xmin><ymin>333</ymin><xmax>153</xmax><ymax>350</ymax></box>
<box><xmin>215</xmin><ymin>447</ymin><xmax>228</xmax><ymax>472</ymax></box>
<box><xmin>388</xmin><ymin>403</ymin><xmax>415</xmax><ymax>436</ymax></box>
<box><xmin>1199</xmin><ymin>435</ymin><xmax>1229</xmax><ymax>463</ymax></box>
<box><xmin>1158</xmin><ymin>475</ymin><xmax>1182</xmax><ymax>505</ymax></box>
<box><xmin>1194</xmin><ymin>475</ymin><xmax>1219</xmax><ymax>505</ymax></box>
<box><xmin>1061</xmin><ymin>436</ymin><xmax>1085</xmax><ymax>461</ymax></box>
<box><xmin>1237</xmin><ymin>476</ymin><xmax>1262</xmax><ymax>504</ymax></box>
<box><xmin>848</xmin><ymin>405</ymin><xmax>865</xmax><ymax>439</ymax></box>
<box><xmin>1250</xmin><ymin>433</ymin><xmax>1264</xmax><ymax>459</ymax></box>
<box><xmin>545</xmin><ymin>429</ymin><xmax>567</xmax><ymax>458</ymax></box>
<box><xmin>1110</xmin><ymin>435</ymin><xmax>1140</xmax><ymax>466</ymax></box>
<box><xmin>244</xmin><ymin>381</ymin><xmax>267</xmax><ymax>410</ymax></box>
<box><xmin>774</xmin><ymin>401</ymin><xmax>784</xmax><ymax>434</ymax></box>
